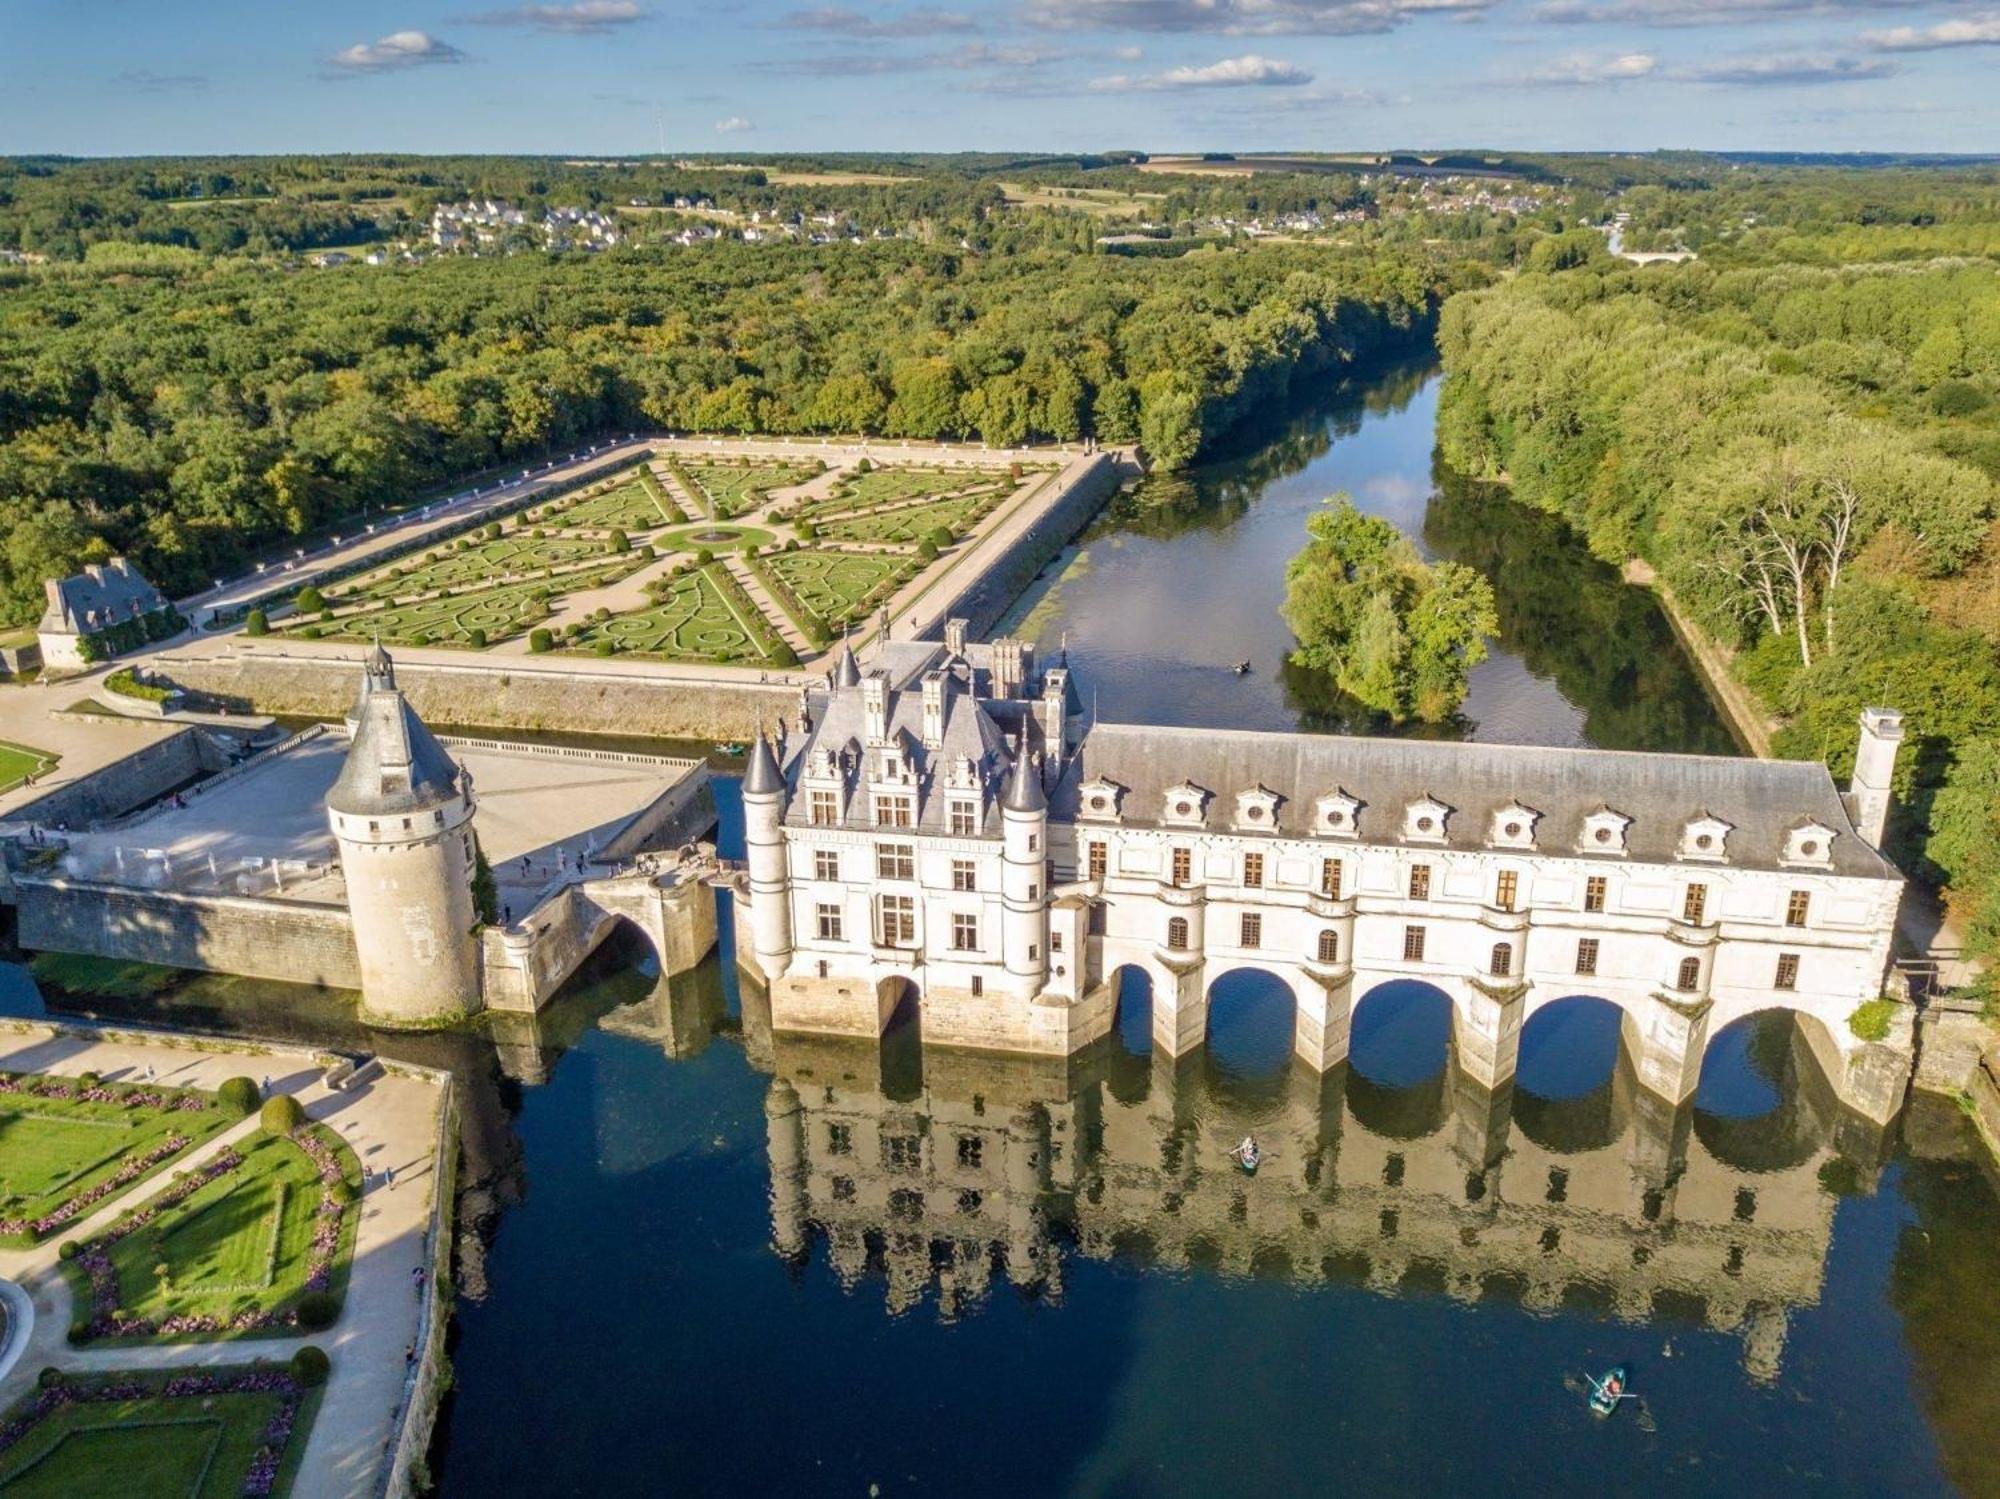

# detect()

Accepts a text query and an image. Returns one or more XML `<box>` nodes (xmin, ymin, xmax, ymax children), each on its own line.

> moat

<box><xmin>17</xmin><ymin>361</ymin><xmax>1999</xmax><ymax>1496</ymax></box>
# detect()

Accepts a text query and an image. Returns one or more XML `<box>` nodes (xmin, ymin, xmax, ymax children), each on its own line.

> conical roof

<box><xmin>743</xmin><ymin>733</ymin><xmax>784</xmax><ymax>796</ymax></box>
<box><xmin>832</xmin><ymin>643</ymin><xmax>861</xmax><ymax>689</ymax></box>
<box><xmin>329</xmin><ymin>650</ymin><xmax>462</xmax><ymax>818</ymax></box>
<box><xmin>1003</xmin><ymin>756</ymin><xmax>1046</xmax><ymax>814</ymax></box>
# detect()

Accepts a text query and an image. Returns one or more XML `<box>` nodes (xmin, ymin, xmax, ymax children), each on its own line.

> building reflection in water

<box><xmin>752</xmin><ymin>982</ymin><xmax>1885</xmax><ymax>1385</ymax></box>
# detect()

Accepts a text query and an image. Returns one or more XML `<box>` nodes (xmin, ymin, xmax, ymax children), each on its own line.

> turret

<box><xmin>742</xmin><ymin>732</ymin><xmax>793</xmax><ymax>980</ymax></box>
<box><xmin>1001</xmin><ymin>754</ymin><xmax>1048</xmax><ymax>993</ymax></box>
<box><xmin>326</xmin><ymin>647</ymin><xmax>481</xmax><ymax>1026</ymax></box>
<box><xmin>1848</xmin><ymin>706</ymin><xmax>1903</xmax><ymax>851</ymax></box>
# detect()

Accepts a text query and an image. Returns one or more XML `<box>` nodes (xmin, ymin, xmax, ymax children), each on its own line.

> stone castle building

<box><xmin>741</xmin><ymin>627</ymin><xmax>1913</xmax><ymax>1124</ymax></box>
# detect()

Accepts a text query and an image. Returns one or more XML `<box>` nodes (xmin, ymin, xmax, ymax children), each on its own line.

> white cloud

<box><xmin>464</xmin><ymin>2</ymin><xmax>645</xmax><ymax>32</ymax></box>
<box><xmin>769</xmin><ymin>42</ymin><xmax>1060</xmax><ymax>74</ymax></box>
<box><xmin>1674</xmin><ymin>51</ymin><xmax>1896</xmax><ymax>80</ymax></box>
<box><xmin>1533</xmin><ymin>0</ymin><xmax>1937</xmax><ymax>24</ymax></box>
<box><xmin>775</xmin><ymin>7</ymin><xmax>979</xmax><ymax>35</ymax></box>
<box><xmin>328</xmin><ymin>31</ymin><xmax>467</xmax><ymax>71</ymax></box>
<box><xmin>1090</xmin><ymin>51</ymin><xmax>1315</xmax><ymax>88</ymax></box>
<box><xmin>1864</xmin><ymin>13</ymin><xmax>2000</xmax><ymax>48</ymax></box>
<box><xmin>714</xmin><ymin>115</ymin><xmax>755</xmax><ymax>132</ymax></box>
<box><xmin>1521</xmin><ymin>49</ymin><xmax>1656</xmax><ymax>81</ymax></box>
<box><xmin>1026</xmin><ymin>0</ymin><xmax>1494</xmax><ymax>36</ymax></box>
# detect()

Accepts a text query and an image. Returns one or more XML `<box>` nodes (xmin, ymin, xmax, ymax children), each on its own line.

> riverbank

<box><xmin>1621</xmin><ymin>558</ymin><xmax>1777</xmax><ymax>758</ymax></box>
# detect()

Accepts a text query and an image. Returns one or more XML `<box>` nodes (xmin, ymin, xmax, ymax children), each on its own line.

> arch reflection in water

<box><xmin>758</xmin><ymin>1023</ymin><xmax>1880</xmax><ymax>1383</ymax></box>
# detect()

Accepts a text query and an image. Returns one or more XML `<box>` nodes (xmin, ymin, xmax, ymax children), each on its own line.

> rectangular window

<box><xmin>1171</xmin><ymin>847</ymin><xmax>1192</xmax><ymax>886</ymax></box>
<box><xmin>1495</xmin><ymin>869</ymin><xmax>1519</xmax><ymax>912</ymax></box>
<box><xmin>1240</xmin><ymin>912</ymin><xmax>1262</xmax><ymax>948</ymax></box>
<box><xmin>882</xmin><ymin>1134</ymin><xmax>920</xmax><ymax>1170</ymax></box>
<box><xmin>1409</xmin><ymin>864</ymin><xmax>1431</xmax><ymax>901</ymax></box>
<box><xmin>1786</xmin><ymin>890</ymin><xmax>1810</xmax><ymax>928</ymax></box>
<box><xmin>826</xmin><ymin>1123</ymin><xmax>851</xmax><ymax>1156</ymax></box>
<box><xmin>1575</xmin><ymin>937</ymin><xmax>1599</xmax><ymax>977</ymax></box>
<box><xmin>1243</xmin><ymin>851</ymin><xmax>1264</xmax><ymax>888</ymax></box>
<box><xmin>1775</xmin><ymin>952</ymin><xmax>1800</xmax><ymax>991</ymax></box>
<box><xmin>1028</xmin><ymin>943</ymin><xmax>1039</xmax><ymax>962</ymax></box>
<box><xmin>970</xmin><ymin>975</ymin><xmax>983</xmax><ymax>997</ymax></box>
<box><xmin>877</xmin><ymin>843</ymin><xmax>914</xmax><ymax>881</ymax></box>
<box><xmin>1321</xmin><ymin>858</ymin><xmax>1343</xmax><ymax>899</ymax></box>
<box><xmin>1088</xmin><ymin>842</ymin><xmax>1107</xmax><ymax>879</ymax></box>
<box><xmin>949</xmin><ymin>801</ymin><xmax>976</xmax><ymax>836</ymax></box>
<box><xmin>877</xmin><ymin>894</ymin><xmax>916</xmax><ymax>948</ymax></box>
<box><xmin>813</xmin><ymin>849</ymin><xmax>840</xmax><ymax>882</ymax></box>
<box><xmin>809</xmin><ymin>790</ymin><xmax>838</xmax><ymax>826</ymax></box>
<box><xmin>1584</xmin><ymin>875</ymin><xmax>1607</xmax><ymax>914</ymax></box>
<box><xmin>1028</xmin><ymin>834</ymin><xmax>1039</xmax><ymax>853</ymax></box>
<box><xmin>876</xmin><ymin>793</ymin><xmax>914</xmax><ymax>828</ymax></box>
<box><xmin>957</xmin><ymin>1134</ymin><xmax>983</xmax><ymax>1168</ymax></box>
<box><xmin>1403</xmin><ymin>925</ymin><xmax>1427</xmax><ymax>963</ymax></box>
<box><xmin>815</xmin><ymin>903</ymin><xmax>843</xmax><ymax>942</ymax></box>
<box><xmin>1683</xmin><ymin>883</ymin><xmax>1708</xmax><ymax>925</ymax></box>
<box><xmin>951</xmin><ymin>913</ymin><xmax>978</xmax><ymax>951</ymax></box>
<box><xmin>950</xmin><ymin>859</ymin><xmax>977</xmax><ymax>892</ymax></box>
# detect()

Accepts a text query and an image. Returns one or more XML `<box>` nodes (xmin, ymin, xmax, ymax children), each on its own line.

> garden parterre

<box><xmin>674</xmin><ymin>458</ymin><xmax>824</xmax><ymax>519</ymax></box>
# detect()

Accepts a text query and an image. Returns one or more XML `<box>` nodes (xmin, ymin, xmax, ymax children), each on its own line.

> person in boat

<box><xmin>1235</xmin><ymin>1135</ymin><xmax>1258</xmax><ymax>1162</ymax></box>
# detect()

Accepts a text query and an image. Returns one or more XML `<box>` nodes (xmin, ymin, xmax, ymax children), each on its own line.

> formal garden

<box><xmin>0</xmin><ymin>1359</ymin><xmax>327</xmax><ymax>1499</ymax></box>
<box><xmin>0</xmin><ymin>1071</ymin><xmax>235</xmax><ymax>1247</ymax></box>
<box><xmin>260</xmin><ymin>449</ymin><xmax>1056</xmax><ymax>664</ymax></box>
<box><xmin>59</xmin><ymin>1096</ymin><xmax>363</xmax><ymax>1346</ymax></box>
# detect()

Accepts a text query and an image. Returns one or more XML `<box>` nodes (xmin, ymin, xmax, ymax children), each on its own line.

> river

<box><xmin>19</xmin><ymin>360</ymin><xmax>2000</xmax><ymax>1497</ymax></box>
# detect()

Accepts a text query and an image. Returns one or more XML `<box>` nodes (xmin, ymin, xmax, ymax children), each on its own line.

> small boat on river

<box><xmin>1587</xmin><ymin>1367</ymin><xmax>1631</xmax><ymax>1417</ymax></box>
<box><xmin>1230</xmin><ymin>1136</ymin><xmax>1261</xmax><ymax>1174</ymax></box>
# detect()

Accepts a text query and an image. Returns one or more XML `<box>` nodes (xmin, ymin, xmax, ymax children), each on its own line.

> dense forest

<box><xmin>1436</xmin><ymin>193</ymin><xmax>2000</xmax><ymax>976</ymax></box>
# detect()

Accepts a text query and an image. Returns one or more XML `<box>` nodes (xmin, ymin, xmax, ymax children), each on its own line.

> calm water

<box><xmin>21</xmin><ymin>359</ymin><xmax>2000</xmax><ymax>1496</ymax></box>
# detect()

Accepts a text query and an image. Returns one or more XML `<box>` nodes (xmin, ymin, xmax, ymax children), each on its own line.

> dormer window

<box><xmin>1403</xmin><ymin>795</ymin><xmax>1452</xmax><ymax>843</ymax></box>
<box><xmin>1581</xmin><ymin>808</ymin><xmax>1632</xmax><ymax>855</ymax></box>
<box><xmin>1680</xmin><ymin>814</ymin><xmax>1733</xmax><ymax>863</ymax></box>
<box><xmin>1489</xmin><ymin>802</ymin><xmax>1539</xmax><ymax>850</ymax></box>
<box><xmin>1781</xmin><ymin>821</ymin><xmax>1837</xmax><ymax>869</ymax></box>
<box><xmin>1077</xmin><ymin>777</ymin><xmax>1124</xmax><ymax>822</ymax></box>
<box><xmin>1163</xmin><ymin>782</ymin><xmax>1210</xmax><ymax>828</ymax></box>
<box><xmin>1234</xmin><ymin>786</ymin><xmax>1282</xmax><ymax>832</ymax></box>
<box><xmin>1315</xmin><ymin>790</ymin><xmax>1362</xmax><ymax>838</ymax></box>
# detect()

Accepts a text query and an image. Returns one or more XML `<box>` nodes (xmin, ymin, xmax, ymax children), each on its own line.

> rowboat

<box><xmin>1587</xmin><ymin>1367</ymin><xmax>1629</xmax><ymax>1417</ymax></box>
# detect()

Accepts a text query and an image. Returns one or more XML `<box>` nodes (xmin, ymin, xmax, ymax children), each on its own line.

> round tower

<box><xmin>742</xmin><ymin>732</ymin><xmax>793</xmax><ymax>980</ymax></box>
<box><xmin>327</xmin><ymin>646</ymin><xmax>482</xmax><ymax>1026</ymax></box>
<box><xmin>1001</xmin><ymin>755</ymin><xmax>1049</xmax><ymax>994</ymax></box>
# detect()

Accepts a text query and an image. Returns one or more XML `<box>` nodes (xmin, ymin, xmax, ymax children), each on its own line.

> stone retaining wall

<box><xmin>156</xmin><ymin>651</ymin><xmax>796</xmax><ymax>740</ymax></box>
<box><xmin>8</xmin><ymin>726</ymin><xmax>227</xmax><ymax>830</ymax></box>
<box><xmin>380</xmin><ymin>1075</ymin><xmax>458</xmax><ymax>1499</ymax></box>
<box><xmin>14</xmin><ymin>877</ymin><xmax>362</xmax><ymax>990</ymax></box>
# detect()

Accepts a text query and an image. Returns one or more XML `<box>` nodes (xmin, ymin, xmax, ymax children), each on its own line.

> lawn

<box><xmin>814</xmin><ymin>494</ymin><xmax>984</xmax><ymax>544</ymax></box>
<box><xmin>64</xmin><ymin>1125</ymin><xmax>362</xmax><ymax>1344</ymax></box>
<box><xmin>0</xmin><ymin>739</ymin><xmax>57</xmax><ymax>794</ymax></box>
<box><xmin>310</xmin><ymin>561</ymin><xmax>638</xmax><ymax>647</ymax></box>
<box><xmin>0</xmin><ymin>1073</ymin><xmax>232</xmax><ymax>1247</ymax></box>
<box><xmin>0</xmin><ymin>1366</ymin><xmax>323</xmax><ymax>1499</ymax></box>
<box><xmin>555</xmin><ymin>472</ymin><xmax>684</xmax><ymax>531</ymax></box>
<box><xmin>810</xmin><ymin>465</ymin><xmax>1014</xmax><ymax>515</ymax></box>
<box><xmin>572</xmin><ymin>566</ymin><xmax>774</xmax><ymax>661</ymax></box>
<box><xmin>764</xmin><ymin>550</ymin><xmax>914</xmax><ymax>630</ymax></box>
<box><xmin>675</xmin><ymin>459</ymin><xmax>822</xmax><ymax>518</ymax></box>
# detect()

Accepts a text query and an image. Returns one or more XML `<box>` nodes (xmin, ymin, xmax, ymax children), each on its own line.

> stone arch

<box><xmin>878</xmin><ymin>974</ymin><xmax>924</xmax><ymax>1103</ymax></box>
<box><xmin>1108</xmin><ymin>962</ymin><xmax>1158</xmax><ymax>1055</ymax></box>
<box><xmin>1512</xmin><ymin>995</ymin><xmax>1628</xmax><ymax>1155</ymax></box>
<box><xmin>1693</xmin><ymin>1008</ymin><xmax>1840</xmax><ymax>1173</ymax></box>
<box><xmin>1202</xmin><ymin>965</ymin><xmax>1307</xmax><ymax>1090</ymax></box>
<box><xmin>1344</xmin><ymin>978</ymin><xmax>1456</xmax><ymax>1141</ymax></box>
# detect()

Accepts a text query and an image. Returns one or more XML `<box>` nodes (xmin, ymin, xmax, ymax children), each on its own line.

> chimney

<box><xmin>944</xmin><ymin>618</ymin><xmax>968</xmax><ymax>657</ymax></box>
<box><xmin>861</xmin><ymin>673</ymin><xmax>888</xmax><ymax>745</ymax></box>
<box><xmin>1041</xmin><ymin>667</ymin><xmax>1068</xmax><ymax>763</ymax></box>
<box><xmin>1849</xmin><ymin>706</ymin><xmax>1904</xmax><ymax>850</ymax></box>
<box><xmin>991</xmin><ymin>638</ymin><xmax>1023</xmax><ymax>699</ymax></box>
<box><xmin>921</xmin><ymin>671</ymin><xmax>946</xmax><ymax>749</ymax></box>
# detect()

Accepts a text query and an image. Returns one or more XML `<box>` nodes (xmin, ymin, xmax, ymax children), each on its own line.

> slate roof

<box><xmin>1053</xmin><ymin>722</ymin><xmax>1897</xmax><ymax>880</ymax></box>
<box><xmin>327</xmin><ymin>651</ymin><xmax>464</xmax><ymax>818</ymax></box>
<box><xmin>39</xmin><ymin>558</ymin><xmax>167</xmax><ymax>636</ymax></box>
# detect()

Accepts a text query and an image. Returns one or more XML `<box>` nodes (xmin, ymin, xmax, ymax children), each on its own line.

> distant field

<box><xmin>998</xmin><ymin>181</ymin><xmax>1163</xmax><ymax>215</ymax></box>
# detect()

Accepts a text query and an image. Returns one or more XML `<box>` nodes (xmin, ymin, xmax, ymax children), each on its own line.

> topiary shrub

<box><xmin>37</xmin><ymin>1367</ymin><xmax>64</xmax><ymax>1390</ymax></box>
<box><xmin>291</xmin><ymin>1344</ymin><xmax>332</xmax><ymax>1386</ymax></box>
<box><xmin>482</xmin><ymin>522</ymin><xmax>502</xmax><ymax>541</ymax></box>
<box><xmin>925</xmin><ymin>526</ymin><xmax>953</xmax><ymax>549</ymax></box>
<box><xmin>593</xmin><ymin>640</ymin><xmax>616</xmax><ymax>657</ymax></box>
<box><xmin>57</xmin><ymin>1240</ymin><xmax>78</xmax><ymax>1261</ymax></box>
<box><xmin>467</xmin><ymin>628</ymin><xmax>488</xmax><ymax>649</ymax></box>
<box><xmin>244</xmin><ymin>609</ymin><xmax>269</xmax><ymax>637</ymax></box>
<box><xmin>855</xmin><ymin>457</ymin><xmax>872</xmax><ymax>474</ymax></box>
<box><xmin>916</xmin><ymin>540</ymin><xmax>939</xmax><ymax>562</ymax></box>
<box><xmin>77</xmin><ymin>1070</ymin><xmax>100</xmax><ymax>1089</ymax></box>
<box><xmin>218</xmin><ymin>1076</ymin><xmax>260</xmax><ymax>1117</ymax></box>
<box><xmin>695</xmin><ymin>548</ymin><xmax>714</xmax><ymax>566</ymax></box>
<box><xmin>296</xmin><ymin>1291</ymin><xmax>340</xmax><ymax>1331</ymax></box>
<box><xmin>770</xmin><ymin>643</ymin><xmax>800</xmax><ymax>668</ymax></box>
<box><xmin>608</xmin><ymin>529</ymin><xmax>630</xmax><ymax>554</ymax></box>
<box><xmin>795</xmin><ymin>520</ymin><xmax>817</xmax><ymax>542</ymax></box>
<box><xmin>528</xmin><ymin>628</ymin><xmax>553</xmax><ymax>653</ymax></box>
<box><xmin>295</xmin><ymin>586</ymin><xmax>324</xmax><ymax>614</ymax></box>
<box><xmin>260</xmin><ymin>1094</ymin><xmax>305</xmax><ymax>1136</ymax></box>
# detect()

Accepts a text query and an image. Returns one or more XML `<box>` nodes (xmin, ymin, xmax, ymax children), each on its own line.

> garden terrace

<box><xmin>61</xmin><ymin>1123</ymin><xmax>362</xmax><ymax>1345</ymax></box>
<box><xmin>567</xmin><ymin>563</ymin><xmax>785</xmax><ymax>663</ymax></box>
<box><xmin>0</xmin><ymin>1365</ymin><xmax>323</xmax><ymax>1499</ymax></box>
<box><xmin>813</xmin><ymin>493</ymin><xmax>990</xmax><ymax>545</ymax></box>
<box><xmin>342</xmin><ymin>535</ymin><xmax>621</xmax><ymax>602</ymax></box>
<box><xmin>803</xmin><ymin>464</ymin><xmax>1027</xmax><ymax>518</ymax></box>
<box><xmin>0</xmin><ymin>1072</ymin><xmax>233</xmax><ymax>1247</ymax></box>
<box><xmin>763</xmin><ymin>550</ymin><xmax>917</xmax><ymax>634</ymax></box>
<box><xmin>546</xmin><ymin>470</ymin><xmax>685</xmax><ymax>531</ymax></box>
<box><xmin>307</xmin><ymin>562</ymin><xmax>639</xmax><ymax>648</ymax></box>
<box><xmin>671</xmin><ymin>457</ymin><xmax>824</xmax><ymax>519</ymax></box>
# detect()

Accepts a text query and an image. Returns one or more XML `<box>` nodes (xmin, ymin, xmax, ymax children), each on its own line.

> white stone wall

<box><xmin>332</xmin><ymin>791</ymin><xmax>482</xmax><ymax>1024</ymax></box>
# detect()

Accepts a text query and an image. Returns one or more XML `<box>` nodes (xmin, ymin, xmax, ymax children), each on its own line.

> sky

<box><xmin>1</xmin><ymin>0</ymin><xmax>1995</xmax><ymax>157</ymax></box>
